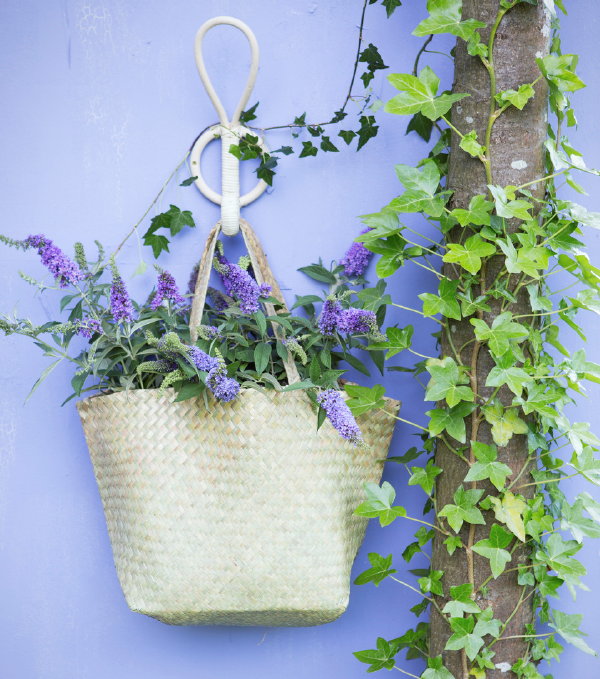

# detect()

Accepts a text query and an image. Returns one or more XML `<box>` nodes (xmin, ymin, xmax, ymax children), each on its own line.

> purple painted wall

<box><xmin>0</xmin><ymin>1</ymin><xmax>598</xmax><ymax>677</ymax></box>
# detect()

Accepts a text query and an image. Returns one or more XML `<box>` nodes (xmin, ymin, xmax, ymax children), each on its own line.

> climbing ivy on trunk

<box><xmin>350</xmin><ymin>1</ymin><xmax>600</xmax><ymax>678</ymax></box>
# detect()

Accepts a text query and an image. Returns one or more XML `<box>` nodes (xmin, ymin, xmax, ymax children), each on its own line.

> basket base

<box><xmin>133</xmin><ymin>605</ymin><xmax>348</xmax><ymax>627</ymax></box>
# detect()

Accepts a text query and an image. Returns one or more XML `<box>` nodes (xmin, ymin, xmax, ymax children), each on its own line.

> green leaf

<box><xmin>427</xmin><ymin>402</ymin><xmax>475</xmax><ymax>443</ymax></box>
<box><xmin>445</xmin><ymin>609</ymin><xmax>501</xmax><ymax>661</ymax></box>
<box><xmin>354</xmin><ymin>552</ymin><xmax>397</xmax><ymax>586</ymax></box>
<box><xmin>320</xmin><ymin>136</ymin><xmax>339</xmax><ymax>152</ymax></box>
<box><xmin>459</xmin><ymin>130</ymin><xmax>485</xmax><ymax>158</ymax></box>
<box><xmin>419</xmin><ymin>279</ymin><xmax>462</xmax><ymax>321</ymax></box>
<box><xmin>353</xmin><ymin>637</ymin><xmax>399</xmax><ymax>672</ymax></box>
<box><xmin>438</xmin><ymin>486</ymin><xmax>485</xmax><ymax>533</ymax></box>
<box><xmin>422</xmin><ymin>656</ymin><xmax>457</xmax><ymax>679</ymax></box>
<box><xmin>409</xmin><ymin>459</ymin><xmax>443</xmax><ymax>495</ymax></box>
<box><xmin>382</xmin><ymin>0</ymin><xmax>402</xmax><ymax>18</ymax></box>
<box><xmin>444</xmin><ymin>535</ymin><xmax>463</xmax><ymax>555</ymax></box>
<box><xmin>488</xmin><ymin>185</ymin><xmax>534</xmax><ymax>220</ymax></box>
<box><xmin>385</xmin><ymin>66</ymin><xmax>470</xmax><ymax>121</ymax></box>
<box><xmin>550</xmin><ymin>611</ymin><xmax>596</xmax><ymax>656</ymax></box>
<box><xmin>173</xmin><ymin>381</ymin><xmax>205</xmax><ymax>402</ymax></box>
<box><xmin>418</xmin><ymin>569</ymin><xmax>444</xmax><ymax>596</ymax></box>
<box><xmin>485</xmin><ymin>351</ymin><xmax>531</xmax><ymax>397</ymax></box>
<box><xmin>537</xmin><ymin>54</ymin><xmax>586</xmax><ymax>93</ymax></box>
<box><xmin>254</xmin><ymin>342</ymin><xmax>271</xmax><ymax>375</ymax></box>
<box><xmin>425</xmin><ymin>356</ymin><xmax>474</xmax><ymax>407</ymax></box>
<box><xmin>471</xmin><ymin>311</ymin><xmax>529</xmax><ymax>357</ymax></box>
<box><xmin>345</xmin><ymin>384</ymin><xmax>387</xmax><ymax>416</ymax></box>
<box><xmin>443</xmin><ymin>234</ymin><xmax>495</xmax><ymax>274</ymax></box>
<box><xmin>179</xmin><ymin>175</ymin><xmax>198</xmax><ymax>186</ymax></box>
<box><xmin>297</xmin><ymin>263</ymin><xmax>336</xmax><ymax>284</ymax></box>
<box><xmin>338</xmin><ymin>129</ymin><xmax>357</xmax><ymax>145</ymax></box>
<box><xmin>143</xmin><ymin>204</ymin><xmax>195</xmax><ymax>258</ymax></box>
<box><xmin>368</xmin><ymin>325</ymin><xmax>413</xmax><ymax>358</ymax></box>
<box><xmin>443</xmin><ymin>583</ymin><xmax>481</xmax><ymax>618</ymax></box>
<box><xmin>495</xmin><ymin>83</ymin><xmax>536</xmax><ymax>110</ymax></box>
<box><xmin>472</xmin><ymin>524</ymin><xmax>513</xmax><ymax>578</ymax></box>
<box><xmin>357</xmin><ymin>115</ymin><xmax>379</xmax><ymax>150</ymax></box>
<box><xmin>451</xmin><ymin>194</ymin><xmax>493</xmax><ymax>227</ymax></box>
<box><xmin>299</xmin><ymin>141</ymin><xmax>318</xmax><ymax>158</ymax></box>
<box><xmin>465</xmin><ymin>441</ymin><xmax>512</xmax><ymax>491</ymax></box>
<box><xmin>413</xmin><ymin>0</ymin><xmax>486</xmax><ymax>41</ymax></box>
<box><xmin>560</xmin><ymin>498</ymin><xmax>600</xmax><ymax>543</ymax></box>
<box><xmin>354</xmin><ymin>481</ymin><xmax>407</xmax><ymax>527</ymax></box>
<box><xmin>483</xmin><ymin>401</ymin><xmax>528</xmax><ymax>447</ymax></box>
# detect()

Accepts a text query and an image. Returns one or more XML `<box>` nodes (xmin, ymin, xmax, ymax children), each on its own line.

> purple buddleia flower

<box><xmin>77</xmin><ymin>317</ymin><xmax>103</xmax><ymax>339</ymax></box>
<box><xmin>258</xmin><ymin>283</ymin><xmax>272</xmax><ymax>298</ymax></box>
<box><xmin>110</xmin><ymin>261</ymin><xmax>134</xmax><ymax>323</ymax></box>
<box><xmin>24</xmin><ymin>234</ymin><xmax>84</xmax><ymax>288</ymax></box>
<box><xmin>316</xmin><ymin>389</ymin><xmax>363</xmax><ymax>445</ymax></box>
<box><xmin>337</xmin><ymin>308</ymin><xmax>377</xmax><ymax>334</ymax></box>
<box><xmin>318</xmin><ymin>299</ymin><xmax>343</xmax><ymax>336</ymax></box>
<box><xmin>207</xmin><ymin>368</ymin><xmax>240</xmax><ymax>402</ymax></box>
<box><xmin>187</xmin><ymin>346</ymin><xmax>220</xmax><ymax>373</ymax></box>
<box><xmin>339</xmin><ymin>228</ymin><xmax>373</xmax><ymax>278</ymax></box>
<box><xmin>197</xmin><ymin>325</ymin><xmax>222</xmax><ymax>340</ymax></box>
<box><xmin>217</xmin><ymin>255</ymin><xmax>261</xmax><ymax>314</ymax></box>
<box><xmin>150</xmin><ymin>269</ymin><xmax>185</xmax><ymax>310</ymax></box>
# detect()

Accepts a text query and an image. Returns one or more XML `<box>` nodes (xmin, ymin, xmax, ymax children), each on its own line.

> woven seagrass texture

<box><xmin>77</xmin><ymin>387</ymin><xmax>398</xmax><ymax>626</ymax></box>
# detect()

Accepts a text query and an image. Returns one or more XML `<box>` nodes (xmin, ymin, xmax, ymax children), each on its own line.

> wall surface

<box><xmin>0</xmin><ymin>1</ymin><xmax>598</xmax><ymax>678</ymax></box>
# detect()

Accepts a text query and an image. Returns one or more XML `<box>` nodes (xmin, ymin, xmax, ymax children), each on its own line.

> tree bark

<box><xmin>429</xmin><ymin>2</ymin><xmax>550</xmax><ymax>678</ymax></box>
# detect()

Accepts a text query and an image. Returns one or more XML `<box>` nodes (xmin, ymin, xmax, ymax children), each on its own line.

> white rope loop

<box><xmin>191</xmin><ymin>16</ymin><xmax>268</xmax><ymax>236</ymax></box>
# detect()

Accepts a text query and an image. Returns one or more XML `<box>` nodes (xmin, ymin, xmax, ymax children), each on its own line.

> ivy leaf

<box><xmin>357</xmin><ymin>115</ymin><xmax>379</xmax><ymax>150</ymax></box>
<box><xmin>368</xmin><ymin>325</ymin><xmax>413</xmax><ymax>358</ymax></box>
<box><xmin>560</xmin><ymin>498</ymin><xmax>600</xmax><ymax>543</ymax></box>
<box><xmin>413</xmin><ymin>0</ymin><xmax>486</xmax><ymax>41</ymax></box>
<box><xmin>406</xmin><ymin>112</ymin><xmax>434</xmax><ymax>141</ymax></box>
<box><xmin>409</xmin><ymin>459</ymin><xmax>443</xmax><ymax>495</ymax></box>
<box><xmin>459</xmin><ymin>130</ymin><xmax>485</xmax><ymax>158</ymax></box>
<box><xmin>299</xmin><ymin>141</ymin><xmax>318</xmax><ymax>158</ymax></box>
<box><xmin>495</xmin><ymin>83</ymin><xmax>536</xmax><ymax>110</ymax></box>
<box><xmin>385</xmin><ymin>66</ymin><xmax>470</xmax><ymax>121</ymax></box>
<box><xmin>487</xmin><ymin>492</ymin><xmax>527</xmax><ymax>542</ymax></box>
<box><xmin>442</xmin><ymin>583</ymin><xmax>481</xmax><ymax>618</ymax></box>
<box><xmin>354</xmin><ymin>481</ymin><xmax>407</xmax><ymax>527</ymax></box>
<box><xmin>179</xmin><ymin>175</ymin><xmax>198</xmax><ymax>186</ymax></box>
<box><xmin>471</xmin><ymin>311</ymin><xmax>529</xmax><ymax>357</ymax></box>
<box><xmin>425</xmin><ymin>356</ymin><xmax>474</xmax><ymax>408</ymax></box>
<box><xmin>143</xmin><ymin>204</ymin><xmax>195</xmax><ymax>258</ymax></box>
<box><xmin>419</xmin><ymin>279</ymin><xmax>462</xmax><ymax>320</ymax></box>
<box><xmin>239</xmin><ymin>101</ymin><xmax>259</xmax><ymax>123</ymax></box>
<box><xmin>354</xmin><ymin>552</ymin><xmax>397</xmax><ymax>586</ymax></box>
<box><xmin>497</xmin><ymin>237</ymin><xmax>550</xmax><ymax>277</ymax></box>
<box><xmin>427</xmin><ymin>402</ymin><xmax>476</xmax><ymax>444</ymax></box>
<box><xmin>359</xmin><ymin>43</ymin><xmax>388</xmax><ymax>77</ymax></box>
<box><xmin>485</xmin><ymin>351</ymin><xmax>531</xmax><ymax>397</ymax></box>
<box><xmin>465</xmin><ymin>441</ymin><xmax>512</xmax><ymax>491</ymax></box>
<box><xmin>382</xmin><ymin>0</ymin><xmax>402</xmax><ymax>18</ymax></box>
<box><xmin>444</xmin><ymin>535</ymin><xmax>463</xmax><ymax>555</ymax></box>
<box><xmin>536</xmin><ymin>533</ymin><xmax>586</xmax><ymax>590</ymax></box>
<box><xmin>537</xmin><ymin>54</ymin><xmax>586</xmax><ymax>93</ymax></box>
<box><xmin>549</xmin><ymin>611</ymin><xmax>596</xmax><ymax>655</ymax></box>
<box><xmin>345</xmin><ymin>384</ymin><xmax>387</xmax><ymax>416</ymax></box>
<box><xmin>353</xmin><ymin>637</ymin><xmax>400</xmax><ymax>672</ymax></box>
<box><xmin>338</xmin><ymin>130</ymin><xmax>356</xmax><ymax>146</ymax></box>
<box><xmin>451</xmin><ymin>195</ymin><xmax>493</xmax><ymax>227</ymax></box>
<box><xmin>445</xmin><ymin>616</ymin><xmax>484</xmax><ymax>661</ymax></box>
<box><xmin>320</xmin><ymin>136</ymin><xmax>339</xmax><ymax>152</ymax></box>
<box><xmin>438</xmin><ymin>486</ymin><xmax>485</xmax><ymax>533</ymax></box>
<box><xmin>389</xmin><ymin>160</ymin><xmax>446</xmax><ymax>217</ymax></box>
<box><xmin>443</xmin><ymin>234</ymin><xmax>495</xmax><ymax>274</ymax></box>
<box><xmin>472</xmin><ymin>524</ymin><xmax>513</xmax><ymax>578</ymax></box>
<box><xmin>488</xmin><ymin>185</ymin><xmax>534</xmax><ymax>220</ymax></box>
<box><xmin>483</xmin><ymin>401</ymin><xmax>528</xmax><ymax>447</ymax></box>
<box><xmin>418</xmin><ymin>569</ymin><xmax>444</xmax><ymax>596</ymax></box>
<box><xmin>422</xmin><ymin>656</ymin><xmax>456</xmax><ymax>679</ymax></box>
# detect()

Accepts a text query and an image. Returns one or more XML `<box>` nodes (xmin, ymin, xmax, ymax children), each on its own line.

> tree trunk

<box><xmin>429</xmin><ymin>2</ymin><xmax>550</xmax><ymax>678</ymax></box>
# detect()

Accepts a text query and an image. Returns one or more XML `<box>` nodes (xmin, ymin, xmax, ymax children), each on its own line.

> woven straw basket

<box><xmin>77</xmin><ymin>220</ymin><xmax>399</xmax><ymax>626</ymax></box>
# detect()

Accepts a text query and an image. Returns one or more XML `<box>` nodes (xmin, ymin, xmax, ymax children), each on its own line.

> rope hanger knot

<box><xmin>190</xmin><ymin>16</ymin><xmax>269</xmax><ymax>236</ymax></box>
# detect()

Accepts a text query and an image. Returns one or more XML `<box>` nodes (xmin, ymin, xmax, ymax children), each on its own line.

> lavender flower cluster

<box><xmin>339</xmin><ymin>228</ymin><xmax>373</xmax><ymax>278</ymax></box>
<box><xmin>316</xmin><ymin>389</ymin><xmax>362</xmax><ymax>445</ymax></box>
<box><xmin>24</xmin><ymin>235</ymin><xmax>84</xmax><ymax>288</ymax></box>
<box><xmin>216</xmin><ymin>254</ymin><xmax>271</xmax><ymax>314</ymax></box>
<box><xmin>77</xmin><ymin>317</ymin><xmax>103</xmax><ymax>339</ymax></box>
<box><xmin>318</xmin><ymin>299</ymin><xmax>378</xmax><ymax>337</ymax></box>
<box><xmin>109</xmin><ymin>261</ymin><xmax>134</xmax><ymax>323</ymax></box>
<box><xmin>150</xmin><ymin>270</ymin><xmax>184</xmax><ymax>310</ymax></box>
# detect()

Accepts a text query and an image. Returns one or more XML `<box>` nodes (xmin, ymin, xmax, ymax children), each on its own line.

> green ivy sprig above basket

<box><xmin>0</xmin><ymin>219</ymin><xmax>393</xmax><ymax>445</ymax></box>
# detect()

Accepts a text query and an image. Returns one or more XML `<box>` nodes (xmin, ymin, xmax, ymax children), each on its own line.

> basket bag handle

<box><xmin>188</xmin><ymin>219</ymin><xmax>302</xmax><ymax>385</ymax></box>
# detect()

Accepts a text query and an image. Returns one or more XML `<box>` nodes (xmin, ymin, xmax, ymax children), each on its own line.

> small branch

<box><xmin>413</xmin><ymin>35</ymin><xmax>434</xmax><ymax>76</ymax></box>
